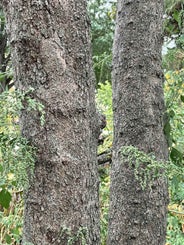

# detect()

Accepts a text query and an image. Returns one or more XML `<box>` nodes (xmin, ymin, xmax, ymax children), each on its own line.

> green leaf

<box><xmin>0</xmin><ymin>178</ymin><xmax>6</xmax><ymax>187</ymax></box>
<box><xmin>0</xmin><ymin>73</ymin><xmax>5</xmax><ymax>82</ymax></box>
<box><xmin>180</xmin><ymin>95</ymin><xmax>184</xmax><ymax>103</ymax></box>
<box><xmin>173</xmin><ymin>10</ymin><xmax>180</xmax><ymax>23</ymax></box>
<box><xmin>170</xmin><ymin>147</ymin><xmax>183</xmax><ymax>166</ymax></box>
<box><xmin>0</xmin><ymin>189</ymin><xmax>12</xmax><ymax>209</ymax></box>
<box><xmin>169</xmin><ymin>109</ymin><xmax>175</xmax><ymax>118</ymax></box>
<box><xmin>11</xmin><ymin>227</ymin><xmax>20</xmax><ymax>235</ymax></box>
<box><xmin>5</xmin><ymin>234</ymin><xmax>12</xmax><ymax>244</ymax></box>
<box><xmin>164</xmin><ymin>121</ymin><xmax>171</xmax><ymax>139</ymax></box>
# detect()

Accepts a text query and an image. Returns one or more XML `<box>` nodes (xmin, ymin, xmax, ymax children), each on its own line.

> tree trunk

<box><xmin>108</xmin><ymin>1</ymin><xmax>169</xmax><ymax>244</ymax></box>
<box><xmin>2</xmin><ymin>1</ymin><xmax>100</xmax><ymax>244</ymax></box>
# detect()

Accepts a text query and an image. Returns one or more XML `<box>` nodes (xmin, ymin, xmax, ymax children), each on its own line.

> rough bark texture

<box><xmin>2</xmin><ymin>1</ymin><xmax>100</xmax><ymax>244</ymax></box>
<box><xmin>108</xmin><ymin>1</ymin><xmax>169</xmax><ymax>245</ymax></box>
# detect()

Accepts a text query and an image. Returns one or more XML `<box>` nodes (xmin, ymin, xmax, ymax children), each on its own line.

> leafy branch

<box><xmin>121</xmin><ymin>145</ymin><xmax>184</xmax><ymax>190</ymax></box>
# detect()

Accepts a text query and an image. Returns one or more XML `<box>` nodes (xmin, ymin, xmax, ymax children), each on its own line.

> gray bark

<box><xmin>108</xmin><ymin>1</ymin><xmax>169</xmax><ymax>244</ymax></box>
<box><xmin>2</xmin><ymin>1</ymin><xmax>100</xmax><ymax>244</ymax></box>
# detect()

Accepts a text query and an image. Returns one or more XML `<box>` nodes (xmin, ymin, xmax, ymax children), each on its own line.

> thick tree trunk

<box><xmin>108</xmin><ymin>1</ymin><xmax>169</xmax><ymax>245</ymax></box>
<box><xmin>2</xmin><ymin>1</ymin><xmax>100</xmax><ymax>244</ymax></box>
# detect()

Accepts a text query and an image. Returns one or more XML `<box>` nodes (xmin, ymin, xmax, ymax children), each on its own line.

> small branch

<box><xmin>98</xmin><ymin>149</ymin><xmax>112</xmax><ymax>166</ymax></box>
<box><xmin>4</xmin><ymin>52</ymin><xmax>11</xmax><ymax>66</ymax></box>
<box><xmin>169</xmin><ymin>209</ymin><xmax>184</xmax><ymax>215</ymax></box>
<box><xmin>6</xmin><ymin>76</ymin><xmax>13</xmax><ymax>87</ymax></box>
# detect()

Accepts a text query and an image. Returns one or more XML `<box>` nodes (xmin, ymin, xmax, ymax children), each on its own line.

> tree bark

<box><xmin>2</xmin><ymin>1</ymin><xmax>100</xmax><ymax>244</ymax></box>
<box><xmin>108</xmin><ymin>1</ymin><xmax>169</xmax><ymax>244</ymax></box>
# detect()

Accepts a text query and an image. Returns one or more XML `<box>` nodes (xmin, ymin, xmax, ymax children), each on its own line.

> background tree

<box><xmin>88</xmin><ymin>0</ymin><xmax>115</xmax><ymax>86</ymax></box>
<box><xmin>108</xmin><ymin>1</ymin><xmax>169</xmax><ymax>244</ymax></box>
<box><xmin>2</xmin><ymin>1</ymin><xmax>101</xmax><ymax>244</ymax></box>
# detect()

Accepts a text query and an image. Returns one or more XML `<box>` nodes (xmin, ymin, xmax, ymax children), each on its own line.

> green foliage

<box><xmin>88</xmin><ymin>0</ymin><xmax>115</xmax><ymax>85</ymax></box>
<box><xmin>96</xmin><ymin>81</ymin><xmax>113</xmax><ymax>154</ymax></box>
<box><xmin>164</xmin><ymin>1</ymin><xmax>184</xmax><ymax>36</ymax></box>
<box><xmin>20</xmin><ymin>88</ymin><xmax>46</xmax><ymax>127</ymax></box>
<box><xmin>0</xmin><ymin>189</ymin><xmax>11</xmax><ymax>209</ymax></box>
<box><xmin>164</xmin><ymin>69</ymin><xmax>184</xmax><ymax>160</ymax></box>
<box><xmin>0</xmin><ymin>8</ymin><xmax>12</xmax><ymax>93</ymax></box>
<box><xmin>0</xmin><ymin>196</ymin><xmax>23</xmax><ymax>244</ymax></box>
<box><xmin>164</xmin><ymin>68</ymin><xmax>184</xmax><ymax>245</ymax></box>
<box><xmin>56</xmin><ymin>226</ymin><xmax>88</xmax><ymax>245</ymax></box>
<box><xmin>176</xmin><ymin>34</ymin><xmax>184</xmax><ymax>50</ymax></box>
<box><xmin>0</xmin><ymin>91</ymin><xmax>29</xmax><ymax>244</ymax></box>
<box><xmin>96</xmin><ymin>81</ymin><xmax>112</xmax><ymax>244</ymax></box>
<box><xmin>0</xmin><ymin>87</ymin><xmax>46</xmax><ymax>244</ymax></box>
<box><xmin>163</xmin><ymin>1</ymin><xmax>184</xmax><ymax>72</ymax></box>
<box><xmin>121</xmin><ymin>146</ymin><xmax>184</xmax><ymax>189</ymax></box>
<box><xmin>99</xmin><ymin>172</ymin><xmax>109</xmax><ymax>245</ymax></box>
<box><xmin>159</xmin><ymin>7</ymin><xmax>184</xmax><ymax>237</ymax></box>
<box><xmin>0</xmin><ymin>89</ymin><xmax>37</xmax><ymax>188</ymax></box>
<box><xmin>166</xmin><ymin>213</ymin><xmax>184</xmax><ymax>245</ymax></box>
<box><xmin>163</xmin><ymin>48</ymin><xmax>184</xmax><ymax>71</ymax></box>
<box><xmin>164</xmin><ymin>0</ymin><xmax>183</xmax><ymax>9</ymax></box>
